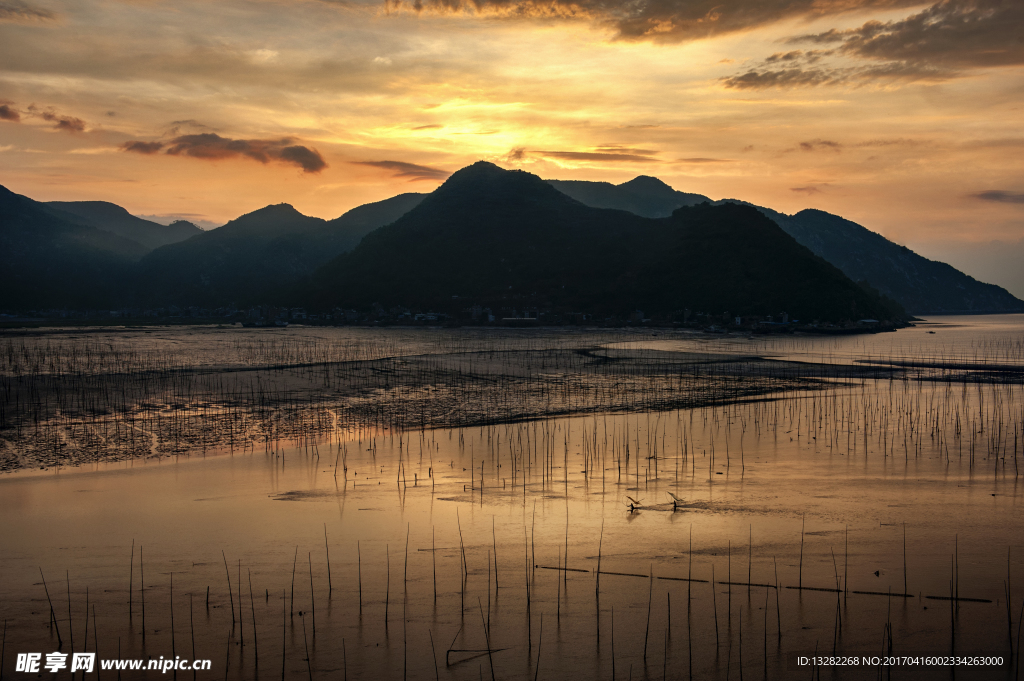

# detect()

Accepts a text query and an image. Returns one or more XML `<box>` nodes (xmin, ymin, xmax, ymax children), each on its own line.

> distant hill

<box><xmin>136</xmin><ymin>192</ymin><xmax>426</xmax><ymax>307</ymax></box>
<box><xmin>326</xmin><ymin>192</ymin><xmax>426</xmax><ymax>247</ymax></box>
<box><xmin>312</xmin><ymin>162</ymin><xmax>904</xmax><ymax>323</ymax></box>
<box><xmin>44</xmin><ymin>201</ymin><xmax>202</xmax><ymax>251</ymax></box>
<box><xmin>0</xmin><ymin>185</ymin><xmax>140</xmax><ymax>309</ymax></box>
<box><xmin>137</xmin><ymin>204</ymin><xmax>329</xmax><ymax>306</ymax></box>
<box><xmin>738</xmin><ymin>205</ymin><xmax>1024</xmax><ymax>315</ymax></box>
<box><xmin>546</xmin><ymin>176</ymin><xmax>708</xmax><ymax>218</ymax></box>
<box><xmin>541</xmin><ymin>177</ymin><xmax>1023</xmax><ymax>314</ymax></box>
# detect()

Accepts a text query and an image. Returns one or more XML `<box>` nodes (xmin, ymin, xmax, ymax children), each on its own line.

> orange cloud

<box><xmin>352</xmin><ymin>160</ymin><xmax>450</xmax><ymax>181</ymax></box>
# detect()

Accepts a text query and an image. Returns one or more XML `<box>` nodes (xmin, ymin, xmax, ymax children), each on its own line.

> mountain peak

<box><xmin>224</xmin><ymin>202</ymin><xmax>310</xmax><ymax>226</ymax></box>
<box><xmin>169</xmin><ymin>219</ymin><xmax>201</xmax><ymax>229</ymax></box>
<box><xmin>618</xmin><ymin>175</ymin><xmax>676</xmax><ymax>196</ymax></box>
<box><xmin>48</xmin><ymin>200</ymin><xmax>134</xmax><ymax>219</ymax></box>
<box><xmin>439</xmin><ymin>161</ymin><xmax>518</xmax><ymax>187</ymax></box>
<box><xmin>458</xmin><ymin>160</ymin><xmax>504</xmax><ymax>174</ymax></box>
<box><xmin>422</xmin><ymin>161</ymin><xmax>575</xmax><ymax>210</ymax></box>
<box><xmin>209</xmin><ymin>202</ymin><xmax>324</xmax><ymax>240</ymax></box>
<box><xmin>243</xmin><ymin>202</ymin><xmax>303</xmax><ymax>218</ymax></box>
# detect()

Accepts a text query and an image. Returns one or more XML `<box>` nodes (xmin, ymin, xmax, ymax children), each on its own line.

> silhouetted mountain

<box><xmin>541</xmin><ymin>177</ymin><xmax>1022</xmax><ymax>314</ymax></box>
<box><xmin>137</xmin><ymin>204</ymin><xmax>329</xmax><ymax>306</ymax></box>
<box><xmin>736</xmin><ymin>205</ymin><xmax>1024</xmax><ymax>314</ymax></box>
<box><xmin>6</xmin><ymin>163</ymin><xmax>1001</xmax><ymax>319</ymax></box>
<box><xmin>0</xmin><ymin>185</ymin><xmax>141</xmax><ymax>310</ymax></box>
<box><xmin>546</xmin><ymin>176</ymin><xmax>708</xmax><ymax>218</ymax></box>
<box><xmin>135</xmin><ymin>193</ymin><xmax>428</xmax><ymax>307</ymax></box>
<box><xmin>312</xmin><ymin>162</ymin><xmax>904</xmax><ymax>323</ymax></box>
<box><xmin>44</xmin><ymin>201</ymin><xmax>202</xmax><ymax>251</ymax></box>
<box><xmin>326</xmin><ymin>192</ymin><xmax>426</xmax><ymax>247</ymax></box>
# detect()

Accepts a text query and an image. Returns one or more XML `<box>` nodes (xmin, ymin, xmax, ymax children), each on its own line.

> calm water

<box><xmin>1</xmin><ymin>316</ymin><xmax>1023</xmax><ymax>680</ymax></box>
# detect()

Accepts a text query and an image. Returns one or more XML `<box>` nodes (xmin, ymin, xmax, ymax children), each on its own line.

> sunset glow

<box><xmin>1</xmin><ymin>0</ymin><xmax>1022</xmax><ymax>289</ymax></box>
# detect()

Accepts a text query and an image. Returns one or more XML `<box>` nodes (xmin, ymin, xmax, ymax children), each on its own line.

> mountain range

<box><xmin>548</xmin><ymin>177</ymin><xmax>1022</xmax><ymax>314</ymax></box>
<box><xmin>135</xmin><ymin>192</ymin><xmax>425</xmax><ymax>306</ymax></box>
<box><xmin>44</xmin><ymin>201</ymin><xmax>203</xmax><ymax>251</ymax></box>
<box><xmin>1</xmin><ymin>162</ymin><xmax>1020</xmax><ymax>318</ymax></box>
<box><xmin>546</xmin><ymin>176</ymin><xmax>708</xmax><ymax>217</ymax></box>
<box><xmin>312</xmin><ymin>162</ymin><xmax>903</xmax><ymax>323</ymax></box>
<box><xmin>0</xmin><ymin>186</ymin><xmax>147</xmax><ymax>309</ymax></box>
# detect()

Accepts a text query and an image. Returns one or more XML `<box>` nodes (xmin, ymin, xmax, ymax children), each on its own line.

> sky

<box><xmin>1</xmin><ymin>0</ymin><xmax>1023</xmax><ymax>294</ymax></box>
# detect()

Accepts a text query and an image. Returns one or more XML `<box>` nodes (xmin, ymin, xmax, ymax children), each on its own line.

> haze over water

<box><xmin>2</xmin><ymin>316</ymin><xmax>1023</xmax><ymax>679</ymax></box>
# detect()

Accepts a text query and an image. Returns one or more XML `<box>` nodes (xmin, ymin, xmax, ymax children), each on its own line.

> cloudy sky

<box><xmin>1</xmin><ymin>0</ymin><xmax>1023</xmax><ymax>292</ymax></box>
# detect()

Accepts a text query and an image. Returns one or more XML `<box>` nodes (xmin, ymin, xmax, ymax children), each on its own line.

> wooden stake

<box><xmin>222</xmin><ymin>550</ymin><xmax>234</xmax><ymax>625</ymax></box>
<box><xmin>308</xmin><ymin>552</ymin><xmax>316</xmax><ymax>638</ymax></box>
<box><xmin>249</xmin><ymin>569</ymin><xmax>259</xmax><ymax>667</ymax></box>
<box><xmin>325</xmin><ymin>524</ymin><xmax>332</xmax><ymax>599</ymax></box>
<box><xmin>799</xmin><ymin>515</ymin><xmax>805</xmax><ymax>589</ymax></box>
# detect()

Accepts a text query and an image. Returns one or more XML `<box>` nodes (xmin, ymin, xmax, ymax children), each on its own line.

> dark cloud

<box><xmin>535</xmin><ymin>150</ymin><xmax>658</xmax><ymax>162</ymax></box>
<box><xmin>0</xmin><ymin>103</ymin><xmax>20</xmax><ymax>122</ymax></box>
<box><xmin>767</xmin><ymin>49</ymin><xmax>831</xmax><ymax>64</ymax></box>
<box><xmin>676</xmin><ymin>157</ymin><xmax>733</xmax><ymax>163</ymax></box>
<box><xmin>971</xmin><ymin>190</ymin><xmax>1024</xmax><ymax>204</ymax></box>
<box><xmin>412</xmin><ymin>124</ymin><xmax>443</xmax><ymax>130</ymax></box>
<box><xmin>502</xmin><ymin>147</ymin><xmax>527</xmax><ymax>162</ymax></box>
<box><xmin>765</xmin><ymin>50</ymin><xmax>803</xmax><ymax>63</ymax></box>
<box><xmin>122</xmin><ymin>140</ymin><xmax>165</xmax><ymax>154</ymax></box>
<box><xmin>800</xmin><ymin>139</ymin><xmax>842</xmax><ymax>152</ymax></box>
<box><xmin>793</xmin><ymin>0</ymin><xmax>1024</xmax><ymax>70</ymax></box>
<box><xmin>791</xmin><ymin>185</ymin><xmax>825</xmax><ymax>194</ymax></box>
<box><xmin>279</xmin><ymin>145</ymin><xmax>328</xmax><ymax>173</ymax></box>
<box><xmin>26</xmin><ymin>106</ymin><xmax>87</xmax><ymax>132</ymax></box>
<box><xmin>723</xmin><ymin>0</ymin><xmax>1020</xmax><ymax>89</ymax></box>
<box><xmin>0</xmin><ymin>1</ymin><xmax>54</xmax><ymax>21</ymax></box>
<box><xmin>721</xmin><ymin>60</ymin><xmax>947</xmax><ymax>89</ymax></box>
<box><xmin>122</xmin><ymin>133</ymin><xmax>327</xmax><ymax>173</ymax></box>
<box><xmin>49</xmin><ymin>114</ymin><xmax>86</xmax><ymax>132</ymax></box>
<box><xmin>722</xmin><ymin>67</ymin><xmax>840</xmax><ymax>89</ymax></box>
<box><xmin>383</xmin><ymin>0</ymin><xmax>923</xmax><ymax>44</ymax></box>
<box><xmin>353</xmin><ymin>160</ymin><xmax>449</xmax><ymax>181</ymax></box>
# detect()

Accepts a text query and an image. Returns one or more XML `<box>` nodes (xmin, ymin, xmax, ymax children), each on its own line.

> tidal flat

<box><xmin>2</xmin><ymin>317</ymin><xmax>1023</xmax><ymax>680</ymax></box>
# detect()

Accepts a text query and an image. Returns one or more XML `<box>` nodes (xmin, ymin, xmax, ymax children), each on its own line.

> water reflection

<box><xmin>1</xmin><ymin>316</ymin><xmax>1022</xmax><ymax>679</ymax></box>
